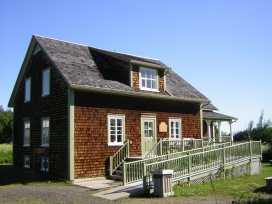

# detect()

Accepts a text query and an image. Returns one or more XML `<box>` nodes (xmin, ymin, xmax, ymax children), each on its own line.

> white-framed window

<box><xmin>42</xmin><ymin>68</ymin><xmax>50</xmax><ymax>96</ymax></box>
<box><xmin>169</xmin><ymin>118</ymin><xmax>182</xmax><ymax>139</ymax></box>
<box><xmin>24</xmin><ymin>155</ymin><xmax>30</xmax><ymax>168</ymax></box>
<box><xmin>41</xmin><ymin>157</ymin><xmax>49</xmax><ymax>172</ymax></box>
<box><xmin>140</xmin><ymin>67</ymin><xmax>158</xmax><ymax>91</ymax></box>
<box><xmin>108</xmin><ymin>114</ymin><xmax>125</xmax><ymax>146</ymax></box>
<box><xmin>23</xmin><ymin>120</ymin><xmax>30</xmax><ymax>146</ymax></box>
<box><xmin>41</xmin><ymin>117</ymin><xmax>50</xmax><ymax>147</ymax></box>
<box><xmin>25</xmin><ymin>78</ymin><xmax>31</xmax><ymax>102</ymax></box>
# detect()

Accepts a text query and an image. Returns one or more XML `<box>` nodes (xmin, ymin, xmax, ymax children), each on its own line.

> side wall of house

<box><xmin>13</xmin><ymin>48</ymin><xmax>69</xmax><ymax>179</ymax></box>
<box><xmin>74</xmin><ymin>91</ymin><xmax>200</xmax><ymax>178</ymax></box>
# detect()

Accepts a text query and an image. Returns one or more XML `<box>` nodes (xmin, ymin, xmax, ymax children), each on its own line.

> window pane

<box><xmin>147</xmin><ymin>80</ymin><xmax>151</xmax><ymax>88</ymax></box>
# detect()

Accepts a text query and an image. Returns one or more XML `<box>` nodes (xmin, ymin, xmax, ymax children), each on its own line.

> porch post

<box><xmin>212</xmin><ymin>122</ymin><xmax>216</xmax><ymax>143</ymax></box>
<box><xmin>206</xmin><ymin>120</ymin><xmax>211</xmax><ymax>142</ymax></box>
<box><xmin>218</xmin><ymin>121</ymin><xmax>222</xmax><ymax>142</ymax></box>
<box><xmin>229</xmin><ymin>121</ymin><xmax>233</xmax><ymax>142</ymax></box>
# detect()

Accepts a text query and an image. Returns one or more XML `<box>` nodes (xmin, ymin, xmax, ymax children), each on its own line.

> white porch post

<box><xmin>229</xmin><ymin>121</ymin><xmax>233</xmax><ymax>142</ymax></box>
<box><xmin>206</xmin><ymin>120</ymin><xmax>211</xmax><ymax>142</ymax></box>
<box><xmin>212</xmin><ymin>122</ymin><xmax>216</xmax><ymax>143</ymax></box>
<box><xmin>217</xmin><ymin>121</ymin><xmax>222</xmax><ymax>142</ymax></box>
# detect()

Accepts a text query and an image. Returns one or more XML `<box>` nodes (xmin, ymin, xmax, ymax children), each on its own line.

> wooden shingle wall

<box><xmin>13</xmin><ymin>48</ymin><xmax>69</xmax><ymax>179</ymax></box>
<box><xmin>74</xmin><ymin>91</ymin><xmax>200</xmax><ymax>178</ymax></box>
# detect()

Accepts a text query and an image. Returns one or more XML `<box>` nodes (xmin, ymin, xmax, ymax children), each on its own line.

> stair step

<box><xmin>114</xmin><ymin>170</ymin><xmax>123</xmax><ymax>175</ymax></box>
<box><xmin>111</xmin><ymin>174</ymin><xmax>123</xmax><ymax>181</ymax></box>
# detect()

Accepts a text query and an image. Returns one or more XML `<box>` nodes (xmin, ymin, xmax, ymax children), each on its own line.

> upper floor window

<box><xmin>140</xmin><ymin>67</ymin><xmax>158</xmax><ymax>91</ymax></box>
<box><xmin>25</xmin><ymin>78</ymin><xmax>31</xmax><ymax>102</ymax></box>
<box><xmin>42</xmin><ymin>68</ymin><xmax>50</xmax><ymax>96</ymax></box>
<box><xmin>41</xmin><ymin>117</ymin><xmax>50</xmax><ymax>147</ymax></box>
<box><xmin>108</xmin><ymin>114</ymin><xmax>125</xmax><ymax>146</ymax></box>
<box><xmin>169</xmin><ymin>118</ymin><xmax>182</xmax><ymax>139</ymax></box>
<box><xmin>24</xmin><ymin>120</ymin><xmax>30</xmax><ymax>146</ymax></box>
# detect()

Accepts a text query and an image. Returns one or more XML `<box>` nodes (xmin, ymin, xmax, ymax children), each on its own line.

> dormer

<box><xmin>130</xmin><ymin>64</ymin><xmax>166</xmax><ymax>92</ymax></box>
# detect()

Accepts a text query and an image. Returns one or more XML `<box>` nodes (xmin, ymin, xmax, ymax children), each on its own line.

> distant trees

<box><xmin>234</xmin><ymin>111</ymin><xmax>272</xmax><ymax>145</ymax></box>
<box><xmin>234</xmin><ymin>111</ymin><xmax>272</xmax><ymax>161</ymax></box>
<box><xmin>0</xmin><ymin>105</ymin><xmax>13</xmax><ymax>143</ymax></box>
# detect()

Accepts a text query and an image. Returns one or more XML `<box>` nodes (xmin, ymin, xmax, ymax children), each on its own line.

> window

<box><xmin>24</xmin><ymin>120</ymin><xmax>30</xmax><ymax>146</ymax></box>
<box><xmin>108</xmin><ymin>115</ymin><xmax>125</xmax><ymax>146</ymax></box>
<box><xmin>24</xmin><ymin>155</ymin><xmax>30</xmax><ymax>168</ymax></box>
<box><xmin>169</xmin><ymin>118</ymin><xmax>182</xmax><ymax>139</ymax></box>
<box><xmin>140</xmin><ymin>67</ymin><xmax>158</xmax><ymax>91</ymax></box>
<box><xmin>33</xmin><ymin>44</ymin><xmax>41</xmax><ymax>55</ymax></box>
<box><xmin>42</xmin><ymin>69</ymin><xmax>50</xmax><ymax>96</ymax></box>
<box><xmin>25</xmin><ymin>78</ymin><xmax>31</xmax><ymax>102</ymax></box>
<box><xmin>41</xmin><ymin>157</ymin><xmax>49</xmax><ymax>172</ymax></box>
<box><xmin>41</xmin><ymin>118</ymin><xmax>50</xmax><ymax>147</ymax></box>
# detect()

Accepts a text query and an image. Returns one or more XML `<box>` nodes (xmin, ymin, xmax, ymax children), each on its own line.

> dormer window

<box><xmin>139</xmin><ymin>67</ymin><xmax>158</xmax><ymax>91</ymax></box>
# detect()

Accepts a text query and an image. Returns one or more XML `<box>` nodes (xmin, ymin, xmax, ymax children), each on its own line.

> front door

<box><xmin>141</xmin><ymin>117</ymin><xmax>156</xmax><ymax>157</ymax></box>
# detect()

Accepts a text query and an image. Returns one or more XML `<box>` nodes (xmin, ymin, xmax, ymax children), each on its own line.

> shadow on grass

<box><xmin>0</xmin><ymin>165</ymin><xmax>58</xmax><ymax>186</ymax></box>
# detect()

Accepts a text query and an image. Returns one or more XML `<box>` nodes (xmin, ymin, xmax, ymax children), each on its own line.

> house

<box><xmin>8</xmin><ymin>35</ymin><xmax>237</xmax><ymax>181</ymax></box>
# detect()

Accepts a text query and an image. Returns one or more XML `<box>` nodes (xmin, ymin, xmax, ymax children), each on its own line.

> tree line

<box><xmin>0</xmin><ymin>105</ymin><xmax>13</xmax><ymax>143</ymax></box>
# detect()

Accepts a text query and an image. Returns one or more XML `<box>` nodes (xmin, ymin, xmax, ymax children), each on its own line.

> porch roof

<box><xmin>203</xmin><ymin>111</ymin><xmax>237</xmax><ymax>121</ymax></box>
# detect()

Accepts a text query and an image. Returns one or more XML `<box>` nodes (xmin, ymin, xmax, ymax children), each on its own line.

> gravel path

<box><xmin>0</xmin><ymin>185</ymin><xmax>234</xmax><ymax>204</ymax></box>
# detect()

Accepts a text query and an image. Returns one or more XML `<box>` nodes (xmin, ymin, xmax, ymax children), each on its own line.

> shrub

<box><xmin>0</xmin><ymin>143</ymin><xmax>12</xmax><ymax>164</ymax></box>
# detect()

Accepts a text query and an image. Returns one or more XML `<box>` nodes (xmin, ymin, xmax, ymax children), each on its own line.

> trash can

<box><xmin>151</xmin><ymin>169</ymin><xmax>173</xmax><ymax>197</ymax></box>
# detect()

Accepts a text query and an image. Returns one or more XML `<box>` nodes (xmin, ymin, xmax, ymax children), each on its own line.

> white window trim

<box><xmin>42</xmin><ymin>68</ymin><xmax>50</xmax><ymax>96</ymax></box>
<box><xmin>25</xmin><ymin>77</ymin><xmax>31</xmax><ymax>102</ymax></box>
<box><xmin>107</xmin><ymin>114</ymin><xmax>125</xmax><ymax>146</ymax></box>
<box><xmin>41</xmin><ymin>117</ymin><xmax>50</xmax><ymax>147</ymax></box>
<box><xmin>24</xmin><ymin>155</ymin><xmax>30</xmax><ymax>168</ymax></box>
<box><xmin>41</xmin><ymin>156</ymin><xmax>49</xmax><ymax>172</ymax></box>
<box><xmin>23</xmin><ymin>119</ymin><xmax>30</xmax><ymax>147</ymax></box>
<box><xmin>139</xmin><ymin>67</ymin><xmax>159</xmax><ymax>92</ymax></box>
<box><xmin>169</xmin><ymin>118</ymin><xmax>182</xmax><ymax>139</ymax></box>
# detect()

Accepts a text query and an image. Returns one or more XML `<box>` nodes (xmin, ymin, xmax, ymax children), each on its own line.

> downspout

<box><xmin>68</xmin><ymin>88</ymin><xmax>74</xmax><ymax>180</ymax></box>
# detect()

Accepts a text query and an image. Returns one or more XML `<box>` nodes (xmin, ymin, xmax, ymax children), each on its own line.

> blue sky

<box><xmin>1</xmin><ymin>0</ymin><xmax>271</xmax><ymax>133</ymax></box>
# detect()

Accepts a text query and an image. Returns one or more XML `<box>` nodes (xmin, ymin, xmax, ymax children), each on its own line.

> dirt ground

<box><xmin>0</xmin><ymin>184</ymin><xmax>236</xmax><ymax>204</ymax></box>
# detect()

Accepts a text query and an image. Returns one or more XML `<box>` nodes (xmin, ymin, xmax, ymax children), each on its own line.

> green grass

<box><xmin>0</xmin><ymin>143</ymin><xmax>12</xmax><ymax>164</ymax></box>
<box><xmin>174</xmin><ymin>163</ymin><xmax>272</xmax><ymax>200</ymax></box>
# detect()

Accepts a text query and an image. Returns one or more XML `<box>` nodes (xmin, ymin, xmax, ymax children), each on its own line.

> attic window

<box><xmin>33</xmin><ymin>44</ymin><xmax>41</xmax><ymax>55</ymax></box>
<box><xmin>139</xmin><ymin>67</ymin><xmax>158</xmax><ymax>91</ymax></box>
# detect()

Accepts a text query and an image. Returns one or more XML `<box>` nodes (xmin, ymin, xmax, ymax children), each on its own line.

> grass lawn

<box><xmin>0</xmin><ymin>143</ymin><xmax>12</xmax><ymax>164</ymax></box>
<box><xmin>174</xmin><ymin>162</ymin><xmax>272</xmax><ymax>201</ymax></box>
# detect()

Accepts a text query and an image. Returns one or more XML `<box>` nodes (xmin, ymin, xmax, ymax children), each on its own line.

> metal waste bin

<box><xmin>151</xmin><ymin>169</ymin><xmax>173</xmax><ymax>197</ymax></box>
<box><xmin>264</xmin><ymin>177</ymin><xmax>272</xmax><ymax>193</ymax></box>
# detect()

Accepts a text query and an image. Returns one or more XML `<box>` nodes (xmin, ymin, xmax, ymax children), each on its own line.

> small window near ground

<box><xmin>140</xmin><ymin>67</ymin><xmax>158</xmax><ymax>91</ymax></box>
<box><xmin>41</xmin><ymin>157</ymin><xmax>49</xmax><ymax>172</ymax></box>
<box><xmin>24</xmin><ymin>155</ymin><xmax>30</xmax><ymax>168</ymax></box>
<box><xmin>169</xmin><ymin>118</ymin><xmax>182</xmax><ymax>139</ymax></box>
<box><xmin>42</xmin><ymin>68</ymin><xmax>50</xmax><ymax>96</ymax></box>
<box><xmin>41</xmin><ymin>118</ymin><xmax>50</xmax><ymax>147</ymax></box>
<box><xmin>23</xmin><ymin>120</ymin><xmax>30</xmax><ymax>146</ymax></box>
<box><xmin>25</xmin><ymin>78</ymin><xmax>31</xmax><ymax>102</ymax></box>
<box><xmin>108</xmin><ymin>115</ymin><xmax>125</xmax><ymax>146</ymax></box>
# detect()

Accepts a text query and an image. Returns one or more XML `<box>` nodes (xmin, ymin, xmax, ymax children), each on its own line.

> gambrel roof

<box><xmin>9</xmin><ymin>35</ymin><xmax>210</xmax><ymax>107</ymax></box>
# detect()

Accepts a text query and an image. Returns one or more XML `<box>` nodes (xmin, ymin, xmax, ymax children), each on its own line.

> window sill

<box><xmin>41</xmin><ymin>144</ymin><xmax>49</xmax><ymax>148</ymax></box>
<box><xmin>23</xmin><ymin>165</ymin><xmax>30</xmax><ymax>169</ymax></box>
<box><xmin>108</xmin><ymin>143</ymin><xmax>123</xmax><ymax>147</ymax></box>
<box><xmin>41</xmin><ymin>93</ymin><xmax>50</xmax><ymax>97</ymax></box>
<box><xmin>139</xmin><ymin>88</ymin><xmax>159</xmax><ymax>92</ymax></box>
<box><xmin>23</xmin><ymin>144</ymin><xmax>30</xmax><ymax>147</ymax></box>
<box><xmin>24</xmin><ymin>100</ymin><xmax>31</xmax><ymax>103</ymax></box>
<box><xmin>40</xmin><ymin>169</ymin><xmax>49</xmax><ymax>172</ymax></box>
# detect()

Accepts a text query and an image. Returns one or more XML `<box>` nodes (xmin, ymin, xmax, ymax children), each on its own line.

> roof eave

<box><xmin>70</xmin><ymin>84</ymin><xmax>209</xmax><ymax>103</ymax></box>
<box><xmin>130</xmin><ymin>60</ymin><xmax>171</xmax><ymax>70</ymax></box>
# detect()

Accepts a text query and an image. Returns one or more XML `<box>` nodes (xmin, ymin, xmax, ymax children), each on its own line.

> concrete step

<box><xmin>111</xmin><ymin>174</ymin><xmax>123</xmax><ymax>181</ymax></box>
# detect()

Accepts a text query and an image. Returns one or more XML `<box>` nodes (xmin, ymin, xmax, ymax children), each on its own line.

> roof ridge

<box><xmin>33</xmin><ymin>35</ymin><xmax>161</xmax><ymax>62</ymax></box>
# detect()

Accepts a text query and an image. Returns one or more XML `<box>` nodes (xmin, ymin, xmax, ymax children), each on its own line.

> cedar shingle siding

<box><xmin>13</xmin><ymin>49</ymin><xmax>69</xmax><ymax>179</ymax></box>
<box><xmin>74</xmin><ymin>91</ymin><xmax>200</xmax><ymax>178</ymax></box>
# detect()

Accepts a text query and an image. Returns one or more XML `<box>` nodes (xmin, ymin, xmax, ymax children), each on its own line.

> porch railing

<box><xmin>144</xmin><ymin>138</ymin><xmax>204</xmax><ymax>159</ymax></box>
<box><xmin>109</xmin><ymin>140</ymin><xmax>129</xmax><ymax>176</ymax></box>
<box><xmin>122</xmin><ymin>140</ymin><xmax>261</xmax><ymax>186</ymax></box>
<box><xmin>143</xmin><ymin>141</ymin><xmax>261</xmax><ymax>190</ymax></box>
